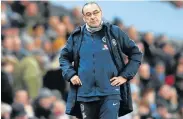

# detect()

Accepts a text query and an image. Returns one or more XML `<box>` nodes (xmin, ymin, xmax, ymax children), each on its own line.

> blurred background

<box><xmin>1</xmin><ymin>1</ymin><xmax>183</xmax><ymax>119</ymax></box>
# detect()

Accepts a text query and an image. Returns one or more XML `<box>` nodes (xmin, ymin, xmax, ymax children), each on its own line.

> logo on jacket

<box><xmin>80</xmin><ymin>104</ymin><xmax>85</xmax><ymax>111</ymax></box>
<box><xmin>113</xmin><ymin>102</ymin><xmax>118</xmax><ymax>106</ymax></box>
<box><xmin>102</xmin><ymin>36</ymin><xmax>107</xmax><ymax>43</ymax></box>
<box><xmin>112</xmin><ymin>39</ymin><xmax>117</xmax><ymax>46</ymax></box>
<box><xmin>115</xmin><ymin>88</ymin><xmax>120</xmax><ymax>91</ymax></box>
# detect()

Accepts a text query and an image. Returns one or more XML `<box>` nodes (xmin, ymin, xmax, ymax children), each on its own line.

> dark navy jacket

<box><xmin>77</xmin><ymin>27</ymin><xmax>121</xmax><ymax>100</ymax></box>
<box><xmin>59</xmin><ymin>22</ymin><xmax>143</xmax><ymax>118</ymax></box>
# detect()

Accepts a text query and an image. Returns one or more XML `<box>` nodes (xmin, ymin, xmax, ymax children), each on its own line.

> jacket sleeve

<box><xmin>59</xmin><ymin>36</ymin><xmax>77</xmax><ymax>82</ymax></box>
<box><xmin>117</xmin><ymin>28</ymin><xmax>143</xmax><ymax>81</ymax></box>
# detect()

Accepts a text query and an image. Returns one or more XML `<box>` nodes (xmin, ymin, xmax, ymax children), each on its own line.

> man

<box><xmin>11</xmin><ymin>103</ymin><xmax>28</xmax><ymax>119</ymax></box>
<box><xmin>59</xmin><ymin>2</ymin><xmax>142</xmax><ymax>119</ymax></box>
<box><xmin>14</xmin><ymin>90</ymin><xmax>35</xmax><ymax>118</ymax></box>
<box><xmin>32</xmin><ymin>88</ymin><xmax>54</xmax><ymax>118</ymax></box>
<box><xmin>13</xmin><ymin>49</ymin><xmax>46</xmax><ymax>99</ymax></box>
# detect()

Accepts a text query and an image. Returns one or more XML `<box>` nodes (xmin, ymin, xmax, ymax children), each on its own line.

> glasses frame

<box><xmin>83</xmin><ymin>10</ymin><xmax>101</xmax><ymax>17</ymax></box>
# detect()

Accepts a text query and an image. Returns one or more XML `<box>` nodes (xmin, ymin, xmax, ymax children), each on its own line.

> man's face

<box><xmin>39</xmin><ymin>97</ymin><xmax>52</xmax><ymax>109</ymax></box>
<box><xmin>155</xmin><ymin>64</ymin><xmax>165</xmax><ymax>74</ymax></box>
<box><xmin>15</xmin><ymin>115</ymin><xmax>28</xmax><ymax>119</ymax></box>
<box><xmin>138</xmin><ymin>64</ymin><xmax>150</xmax><ymax>79</ymax></box>
<box><xmin>83</xmin><ymin>4</ymin><xmax>102</xmax><ymax>28</ymax></box>
<box><xmin>15</xmin><ymin>90</ymin><xmax>29</xmax><ymax>105</ymax></box>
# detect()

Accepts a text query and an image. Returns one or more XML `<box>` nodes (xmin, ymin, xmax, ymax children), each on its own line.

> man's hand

<box><xmin>70</xmin><ymin>75</ymin><xmax>82</xmax><ymax>86</ymax></box>
<box><xmin>110</xmin><ymin>76</ymin><xmax>127</xmax><ymax>86</ymax></box>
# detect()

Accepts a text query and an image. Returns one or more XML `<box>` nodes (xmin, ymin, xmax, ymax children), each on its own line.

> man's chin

<box><xmin>89</xmin><ymin>24</ymin><xmax>100</xmax><ymax>28</ymax></box>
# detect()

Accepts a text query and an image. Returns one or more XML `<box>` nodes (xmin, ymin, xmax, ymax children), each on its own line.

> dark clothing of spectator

<box><xmin>156</xmin><ymin>95</ymin><xmax>178</xmax><ymax>113</ymax></box>
<box><xmin>43</xmin><ymin>69</ymin><xmax>67</xmax><ymax>101</ymax></box>
<box><xmin>37</xmin><ymin>1</ymin><xmax>50</xmax><ymax>21</ymax></box>
<box><xmin>10</xmin><ymin>1</ymin><xmax>26</xmax><ymax>16</ymax></box>
<box><xmin>32</xmin><ymin>98</ymin><xmax>53</xmax><ymax>119</ymax></box>
<box><xmin>174</xmin><ymin>74</ymin><xmax>183</xmax><ymax>101</ymax></box>
<box><xmin>1</xmin><ymin>70</ymin><xmax>14</xmax><ymax>104</ymax></box>
<box><xmin>140</xmin><ymin>75</ymin><xmax>161</xmax><ymax>93</ymax></box>
<box><xmin>142</xmin><ymin>39</ymin><xmax>160</xmax><ymax>67</ymax></box>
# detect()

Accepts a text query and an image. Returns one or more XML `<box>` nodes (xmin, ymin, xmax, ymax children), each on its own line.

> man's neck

<box><xmin>86</xmin><ymin>21</ymin><xmax>103</xmax><ymax>33</ymax></box>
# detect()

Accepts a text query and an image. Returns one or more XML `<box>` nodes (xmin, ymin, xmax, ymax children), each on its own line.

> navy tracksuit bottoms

<box><xmin>79</xmin><ymin>98</ymin><xmax>120</xmax><ymax>119</ymax></box>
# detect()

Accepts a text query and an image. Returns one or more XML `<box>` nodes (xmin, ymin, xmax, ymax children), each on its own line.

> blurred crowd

<box><xmin>1</xmin><ymin>1</ymin><xmax>183</xmax><ymax>119</ymax></box>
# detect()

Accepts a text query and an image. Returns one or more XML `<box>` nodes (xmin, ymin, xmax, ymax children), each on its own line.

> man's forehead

<box><xmin>83</xmin><ymin>4</ymin><xmax>100</xmax><ymax>13</ymax></box>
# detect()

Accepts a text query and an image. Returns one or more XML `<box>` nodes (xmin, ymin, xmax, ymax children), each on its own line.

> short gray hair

<box><xmin>82</xmin><ymin>2</ymin><xmax>101</xmax><ymax>15</ymax></box>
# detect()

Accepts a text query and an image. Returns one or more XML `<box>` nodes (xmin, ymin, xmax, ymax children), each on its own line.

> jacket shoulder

<box><xmin>70</xmin><ymin>25</ymin><xmax>85</xmax><ymax>37</ymax></box>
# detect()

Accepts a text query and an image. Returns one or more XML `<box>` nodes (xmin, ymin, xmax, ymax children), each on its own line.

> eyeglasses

<box><xmin>84</xmin><ymin>10</ymin><xmax>101</xmax><ymax>17</ymax></box>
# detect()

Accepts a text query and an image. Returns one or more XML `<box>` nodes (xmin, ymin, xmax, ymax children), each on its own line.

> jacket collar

<box><xmin>71</xmin><ymin>21</ymin><xmax>112</xmax><ymax>36</ymax></box>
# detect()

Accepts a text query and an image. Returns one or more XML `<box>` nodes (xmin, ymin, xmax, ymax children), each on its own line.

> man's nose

<box><xmin>90</xmin><ymin>14</ymin><xmax>95</xmax><ymax>19</ymax></box>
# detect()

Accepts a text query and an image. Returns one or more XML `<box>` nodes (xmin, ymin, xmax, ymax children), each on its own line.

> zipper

<box><xmin>91</xmin><ymin>34</ymin><xmax>97</xmax><ymax>92</ymax></box>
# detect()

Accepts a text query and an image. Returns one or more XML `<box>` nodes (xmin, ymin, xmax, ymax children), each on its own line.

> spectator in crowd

<box><xmin>32</xmin><ymin>88</ymin><xmax>53</xmax><ymax>119</ymax></box>
<box><xmin>13</xmin><ymin>49</ymin><xmax>45</xmax><ymax>99</ymax></box>
<box><xmin>43</xmin><ymin>68</ymin><xmax>68</xmax><ymax>101</ymax></box>
<box><xmin>142</xmin><ymin>32</ymin><xmax>160</xmax><ymax>67</ymax></box>
<box><xmin>177</xmin><ymin>53</ymin><xmax>183</xmax><ymax>64</ymax></box>
<box><xmin>174</xmin><ymin>63</ymin><xmax>183</xmax><ymax>102</ymax></box>
<box><xmin>1</xmin><ymin>2</ymin><xmax>11</xmax><ymax>29</ymax></box>
<box><xmin>52</xmin><ymin>23</ymin><xmax>67</xmax><ymax>54</ymax></box>
<box><xmin>2</xmin><ymin>56</ymin><xmax>19</xmax><ymax>83</ymax></box>
<box><xmin>12</xmin><ymin>34</ymin><xmax>28</xmax><ymax>60</ymax></box>
<box><xmin>71</xmin><ymin>6</ymin><xmax>84</xmax><ymax>27</ymax></box>
<box><xmin>1</xmin><ymin>56</ymin><xmax>18</xmax><ymax>104</ymax></box>
<box><xmin>127</xmin><ymin>26</ymin><xmax>145</xmax><ymax>55</ymax></box>
<box><xmin>51</xmin><ymin>100</ymin><xmax>69</xmax><ymax>119</ymax></box>
<box><xmin>1</xmin><ymin>103</ymin><xmax>12</xmax><ymax>119</ymax></box>
<box><xmin>161</xmin><ymin>42</ymin><xmax>176</xmax><ymax>75</ymax></box>
<box><xmin>2</xmin><ymin>28</ymin><xmax>26</xmax><ymax>60</ymax></box>
<box><xmin>112</xmin><ymin>17</ymin><xmax>125</xmax><ymax>31</ymax></box>
<box><xmin>141</xmin><ymin>88</ymin><xmax>157</xmax><ymax>116</ymax></box>
<box><xmin>178</xmin><ymin>103</ymin><xmax>183</xmax><ymax>119</ymax></box>
<box><xmin>1</xmin><ymin>2</ymin><xmax>24</xmax><ymax>29</ymax></box>
<box><xmin>20</xmin><ymin>34</ymin><xmax>35</xmax><ymax>56</ymax></box>
<box><xmin>14</xmin><ymin>90</ymin><xmax>35</xmax><ymax>118</ymax></box>
<box><xmin>46</xmin><ymin>16</ymin><xmax>60</xmax><ymax>40</ymax></box>
<box><xmin>138</xmin><ymin>101</ymin><xmax>153</xmax><ymax>119</ymax></box>
<box><xmin>175</xmin><ymin>48</ymin><xmax>183</xmax><ymax>65</ymax></box>
<box><xmin>130</xmin><ymin>76</ymin><xmax>140</xmax><ymax>115</ymax></box>
<box><xmin>37</xmin><ymin>1</ymin><xmax>51</xmax><ymax>21</ymax></box>
<box><xmin>42</xmin><ymin>39</ymin><xmax>53</xmax><ymax>60</ymax></box>
<box><xmin>60</xmin><ymin>15</ymin><xmax>75</xmax><ymax>39</ymax></box>
<box><xmin>155</xmin><ymin>35</ymin><xmax>168</xmax><ymax>48</ymax></box>
<box><xmin>156</xmin><ymin>103</ymin><xmax>177</xmax><ymax>119</ymax></box>
<box><xmin>1</xmin><ymin>70</ymin><xmax>14</xmax><ymax>105</ymax></box>
<box><xmin>11</xmin><ymin>103</ymin><xmax>28</xmax><ymax>119</ymax></box>
<box><xmin>2</xmin><ymin>35</ymin><xmax>14</xmax><ymax>56</ymax></box>
<box><xmin>156</xmin><ymin>84</ymin><xmax>178</xmax><ymax>113</ymax></box>
<box><xmin>31</xmin><ymin>23</ymin><xmax>49</xmax><ymax>49</ymax></box>
<box><xmin>155</xmin><ymin>61</ymin><xmax>166</xmax><ymax>85</ymax></box>
<box><xmin>50</xmin><ymin>90</ymin><xmax>63</xmax><ymax>102</ymax></box>
<box><xmin>23</xmin><ymin>2</ymin><xmax>44</xmax><ymax>29</ymax></box>
<box><xmin>136</xmin><ymin>41</ymin><xmax>145</xmax><ymax>54</ymax></box>
<box><xmin>10</xmin><ymin>1</ymin><xmax>30</xmax><ymax>16</ymax></box>
<box><xmin>127</xmin><ymin>26</ymin><xmax>139</xmax><ymax>42</ymax></box>
<box><xmin>138</xmin><ymin>63</ymin><xmax>161</xmax><ymax>92</ymax></box>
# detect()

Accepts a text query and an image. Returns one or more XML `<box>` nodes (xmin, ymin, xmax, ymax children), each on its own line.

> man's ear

<box><xmin>83</xmin><ymin>17</ymin><xmax>86</xmax><ymax>22</ymax></box>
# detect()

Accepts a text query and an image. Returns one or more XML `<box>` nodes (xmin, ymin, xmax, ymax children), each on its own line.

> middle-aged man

<box><xmin>59</xmin><ymin>2</ymin><xmax>142</xmax><ymax>119</ymax></box>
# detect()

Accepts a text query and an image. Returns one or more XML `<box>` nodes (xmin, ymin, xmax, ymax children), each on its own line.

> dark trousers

<box><xmin>79</xmin><ymin>98</ymin><xmax>120</xmax><ymax>119</ymax></box>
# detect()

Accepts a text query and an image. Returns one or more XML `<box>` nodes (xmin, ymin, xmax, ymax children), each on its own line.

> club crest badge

<box><xmin>112</xmin><ymin>39</ymin><xmax>117</xmax><ymax>46</ymax></box>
